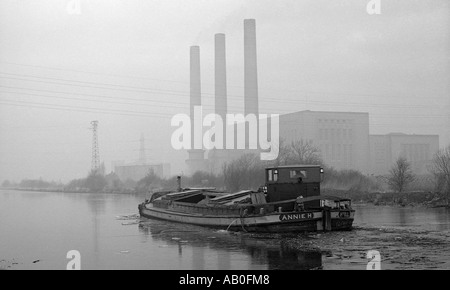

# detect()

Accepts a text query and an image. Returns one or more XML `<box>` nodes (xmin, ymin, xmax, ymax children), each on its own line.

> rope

<box><xmin>226</xmin><ymin>219</ymin><xmax>239</xmax><ymax>231</ymax></box>
<box><xmin>239</xmin><ymin>216</ymin><xmax>248</xmax><ymax>232</ymax></box>
<box><xmin>226</xmin><ymin>208</ymin><xmax>249</xmax><ymax>232</ymax></box>
<box><xmin>239</xmin><ymin>208</ymin><xmax>248</xmax><ymax>232</ymax></box>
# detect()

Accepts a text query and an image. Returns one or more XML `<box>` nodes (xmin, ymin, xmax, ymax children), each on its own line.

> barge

<box><xmin>139</xmin><ymin>165</ymin><xmax>354</xmax><ymax>233</ymax></box>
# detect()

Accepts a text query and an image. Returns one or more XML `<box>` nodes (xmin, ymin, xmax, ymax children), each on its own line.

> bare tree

<box><xmin>223</xmin><ymin>139</ymin><xmax>323</xmax><ymax>191</ymax></box>
<box><xmin>223</xmin><ymin>154</ymin><xmax>263</xmax><ymax>191</ymax></box>
<box><xmin>272</xmin><ymin>138</ymin><xmax>323</xmax><ymax>166</ymax></box>
<box><xmin>387</xmin><ymin>157</ymin><xmax>415</xmax><ymax>193</ymax></box>
<box><xmin>429</xmin><ymin>145</ymin><xmax>450</xmax><ymax>205</ymax></box>
<box><xmin>273</xmin><ymin>138</ymin><xmax>291</xmax><ymax>166</ymax></box>
<box><xmin>287</xmin><ymin>139</ymin><xmax>323</xmax><ymax>165</ymax></box>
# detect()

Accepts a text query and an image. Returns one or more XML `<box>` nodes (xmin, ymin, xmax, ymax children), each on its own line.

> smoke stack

<box><xmin>190</xmin><ymin>46</ymin><xmax>201</xmax><ymax>149</ymax></box>
<box><xmin>186</xmin><ymin>46</ymin><xmax>206</xmax><ymax>174</ymax></box>
<box><xmin>244</xmin><ymin>19</ymin><xmax>259</xmax><ymax>117</ymax></box>
<box><xmin>177</xmin><ymin>176</ymin><xmax>182</xmax><ymax>192</ymax></box>
<box><xmin>244</xmin><ymin>19</ymin><xmax>259</xmax><ymax>149</ymax></box>
<box><xmin>215</xmin><ymin>33</ymin><xmax>227</xmax><ymax>147</ymax></box>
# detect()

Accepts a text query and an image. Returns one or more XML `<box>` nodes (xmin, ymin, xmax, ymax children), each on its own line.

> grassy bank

<box><xmin>322</xmin><ymin>188</ymin><xmax>449</xmax><ymax>208</ymax></box>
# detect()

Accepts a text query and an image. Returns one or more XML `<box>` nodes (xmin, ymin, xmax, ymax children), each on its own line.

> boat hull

<box><xmin>138</xmin><ymin>203</ymin><xmax>354</xmax><ymax>233</ymax></box>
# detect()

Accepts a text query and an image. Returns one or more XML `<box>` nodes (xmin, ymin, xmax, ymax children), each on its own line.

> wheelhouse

<box><xmin>265</xmin><ymin>165</ymin><xmax>323</xmax><ymax>203</ymax></box>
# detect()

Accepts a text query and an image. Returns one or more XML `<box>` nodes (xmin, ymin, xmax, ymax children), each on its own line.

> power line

<box><xmin>0</xmin><ymin>100</ymin><xmax>171</xmax><ymax>118</ymax></box>
<box><xmin>0</xmin><ymin>73</ymin><xmax>193</xmax><ymax>97</ymax></box>
<box><xmin>0</xmin><ymin>61</ymin><xmax>189</xmax><ymax>85</ymax></box>
<box><xmin>1</xmin><ymin>61</ymin><xmax>444</xmax><ymax>102</ymax></box>
<box><xmin>0</xmin><ymin>89</ymin><xmax>446</xmax><ymax>119</ymax></box>
<box><xmin>0</xmin><ymin>99</ymin><xmax>447</xmax><ymax>128</ymax></box>
<box><xmin>0</xmin><ymin>71</ymin><xmax>443</xmax><ymax>109</ymax></box>
<box><xmin>0</xmin><ymin>88</ymin><xmax>187</xmax><ymax>111</ymax></box>
<box><xmin>0</xmin><ymin>84</ymin><xmax>190</xmax><ymax>107</ymax></box>
<box><xmin>0</xmin><ymin>76</ymin><xmax>441</xmax><ymax>113</ymax></box>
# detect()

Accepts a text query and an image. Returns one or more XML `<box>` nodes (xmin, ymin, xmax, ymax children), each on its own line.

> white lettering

<box><xmin>259</xmin><ymin>114</ymin><xmax>280</xmax><ymax>161</ymax></box>
<box><xmin>66</xmin><ymin>0</ymin><xmax>81</xmax><ymax>15</ymax></box>
<box><xmin>170</xmin><ymin>106</ymin><xmax>280</xmax><ymax>160</ymax></box>
<box><xmin>66</xmin><ymin>250</ymin><xmax>81</xmax><ymax>270</ymax></box>
<box><xmin>366</xmin><ymin>250</ymin><xmax>381</xmax><ymax>270</ymax></box>
<box><xmin>171</xmin><ymin>114</ymin><xmax>191</xmax><ymax>150</ymax></box>
<box><xmin>366</xmin><ymin>0</ymin><xmax>381</xmax><ymax>15</ymax></box>
<box><xmin>203</xmin><ymin>113</ymin><xmax>223</xmax><ymax>150</ymax></box>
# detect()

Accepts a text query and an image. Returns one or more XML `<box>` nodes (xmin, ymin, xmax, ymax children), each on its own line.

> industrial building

<box><xmin>184</xmin><ymin>19</ymin><xmax>441</xmax><ymax>177</ymax></box>
<box><xmin>186</xmin><ymin>19</ymin><xmax>261</xmax><ymax>175</ymax></box>
<box><xmin>114</xmin><ymin>163</ymin><xmax>171</xmax><ymax>182</ymax></box>
<box><xmin>113</xmin><ymin>133</ymin><xmax>171</xmax><ymax>181</ymax></box>
<box><xmin>369</xmin><ymin>133</ymin><xmax>439</xmax><ymax>175</ymax></box>
<box><xmin>279</xmin><ymin>111</ymin><xmax>370</xmax><ymax>173</ymax></box>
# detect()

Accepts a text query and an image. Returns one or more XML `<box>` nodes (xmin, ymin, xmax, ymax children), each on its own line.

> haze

<box><xmin>0</xmin><ymin>0</ymin><xmax>449</xmax><ymax>182</ymax></box>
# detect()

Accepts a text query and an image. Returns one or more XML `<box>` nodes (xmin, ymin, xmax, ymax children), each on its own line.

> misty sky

<box><xmin>0</xmin><ymin>0</ymin><xmax>449</xmax><ymax>182</ymax></box>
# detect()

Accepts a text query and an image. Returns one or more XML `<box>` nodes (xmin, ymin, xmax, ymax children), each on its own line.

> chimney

<box><xmin>177</xmin><ymin>176</ymin><xmax>182</xmax><ymax>192</ymax></box>
<box><xmin>244</xmin><ymin>19</ymin><xmax>259</xmax><ymax>149</ymax></box>
<box><xmin>244</xmin><ymin>19</ymin><xmax>259</xmax><ymax>117</ymax></box>
<box><xmin>190</xmin><ymin>46</ymin><xmax>202</xmax><ymax>149</ymax></box>
<box><xmin>215</xmin><ymin>33</ymin><xmax>227</xmax><ymax>147</ymax></box>
<box><xmin>186</xmin><ymin>45</ymin><xmax>205</xmax><ymax>175</ymax></box>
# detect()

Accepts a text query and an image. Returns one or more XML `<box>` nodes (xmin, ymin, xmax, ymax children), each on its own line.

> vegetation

<box><xmin>64</xmin><ymin>170</ymin><xmax>106</xmax><ymax>192</ymax></box>
<box><xmin>428</xmin><ymin>145</ymin><xmax>450</xmax><ymax>205</ymax></box>
<box><xmin>321</xmin><ymin>167</ymin><xmax>381</xmax><ymax>193</ymax></box>
<box><xmin>223</xmin><ymin>154</ymin><xmax>265</xmax><ymax>191</ymax></box>
<box><xmin>133</xmin><ymin>170</ymin><xmax>224</xmax><ymax>194</ymax></box>
<box><xmin>2</xmin><ymin>142</ymin><xmax>449</xmax><ymax>208</ymax></box>
<box><xmin>1</xmin><ymin>178</ymin><xmax>63</xmax><ymax>190</ymax></box>
<box><xmin>274</xmin><ymin>139</ymin><xmax>323</xmax><ymax>166</ymax></box>
<box><xmin>1</xmin><ymin>180</ymin><xmax>13</xmax><ymax>188</ymax></box>
<box><xmin>135</xmin><ymin>170</ymin><xmax>163</xmax><ymax>193</ymax></box>
<box><xmin>386</xmin><ymin>157</ymin><xmax>415</xmax><ymax>193</ymax></box>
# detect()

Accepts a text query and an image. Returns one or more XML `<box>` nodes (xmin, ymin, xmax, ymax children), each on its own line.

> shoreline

<box><xmin>0</xmin><ymin>187</ymin><xmax>149</xmax><ymax>195</ymax></box>
<box><xmin>2</xmin><ymin>187</ymin><xmax>448</xmax><ymax>209</ymax></box>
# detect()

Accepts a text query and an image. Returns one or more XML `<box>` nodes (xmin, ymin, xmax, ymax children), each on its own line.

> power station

<box><xmin>185</xmin><ymin>19</ymin><xmax>439</xmax><ymax>176</ymax></box>
<box><xmin>186</xmin><ymin>19</ymin><xmax>263</xmax><ymax>175</ymax></box>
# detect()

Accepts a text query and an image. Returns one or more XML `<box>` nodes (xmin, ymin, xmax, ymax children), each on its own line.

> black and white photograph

<box><xmin>0</xmin><ymin>0</ymin><xmax>449</xmax><ymax>273</ymax></box>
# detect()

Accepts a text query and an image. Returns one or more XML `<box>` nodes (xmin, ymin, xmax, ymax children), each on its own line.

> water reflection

<box><xmin>354</xmin><ymin>205</ymin><xmax>450</xmax><ymax>231</ymax></box>
<box><xmin>138</xmin><ymin>220</ymin><xmax>322</xmax><ymax>270</ymax></box>
<box><xmin>432</xmin><ymin>208</ymin><xmax>450</xmax><ymax>232</ymax></box>
<box><xmin>1</xmin><ymin>190</ymin><xmax>448</xmax><ymax>270</ymax></box>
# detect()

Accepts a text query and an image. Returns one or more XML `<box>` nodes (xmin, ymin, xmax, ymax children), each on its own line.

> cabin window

<box><xmin>268</xmin><ymin>170</ymin><xmax>273</xmax><ymax>181</ymax></box>
<box><xmin>273</xmin><ymin>170</ymin><xmax>278</xmax><ymax>182</ymax></box>
<box><xmin>290</xmin><ymin>170</ymin><xmax>307</xmax><ymax>179</ymax></box>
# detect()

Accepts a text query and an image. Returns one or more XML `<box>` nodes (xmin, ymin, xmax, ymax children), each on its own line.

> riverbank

<box><xmin>323</xmin><ymin>188</ymin><xmax>449</xmax><ymax>208</ymax></box>
<box><xmin>0</xmin><ymin>187</ymin><xmax>147</xmax><ymax>195</ymax></box>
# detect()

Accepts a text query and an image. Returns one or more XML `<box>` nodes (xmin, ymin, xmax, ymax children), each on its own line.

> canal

<box><xmin>1</xmin><ymin>190</ymin><xmax>449</xmax><ymax>270</ymax></box>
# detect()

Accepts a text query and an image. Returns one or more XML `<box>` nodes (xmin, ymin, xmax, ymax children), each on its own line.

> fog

<box><xmin>0</xmin><ymin>0</ymin><xmax>449</xmax><ymax>182</ymax></box>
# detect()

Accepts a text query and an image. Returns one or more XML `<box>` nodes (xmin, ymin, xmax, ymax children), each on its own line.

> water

<box><xmin>1</xmin><ymin>190</ymin><xmax>449</xmax><ymax>270</ymax></box>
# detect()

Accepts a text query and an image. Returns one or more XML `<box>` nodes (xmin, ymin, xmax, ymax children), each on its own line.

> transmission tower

<box><xmin>90</xmin><ymin>120</ymin><xmax>100</xmax><ymax>173</ymax></box>
<box><xmin>139</xmin><ymin>133</ymin><xmax>147</xmax><ymax>165</ymax></box>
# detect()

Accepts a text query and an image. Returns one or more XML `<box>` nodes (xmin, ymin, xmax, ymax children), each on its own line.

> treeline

<box><xmin>2</xmin><ymin>142</ymin><xmax>449</xmax><ymax>203</ymax></box>
<box><xmin>191</xmin><ymin>141</ymin><xmax>450</xmax><ymax>205</ymax></box>
<box><xmin>219</xmin><ymin>139</ymin><xmax>382</xmax><ymax>193</ymax></box>
<box><xmin>64</xmin><ymin>171</ymin><xmax>136</xmax><ymax>193</ymax></box>
<box><xmin>1</xmin><ymin>172</ymin><xmax>134</xmax><ymax>194</ymax></box>
<box><xmin>1</xmin><ymin>179</ymin><xmax>63</xmax><ymax>190</ymax></box>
